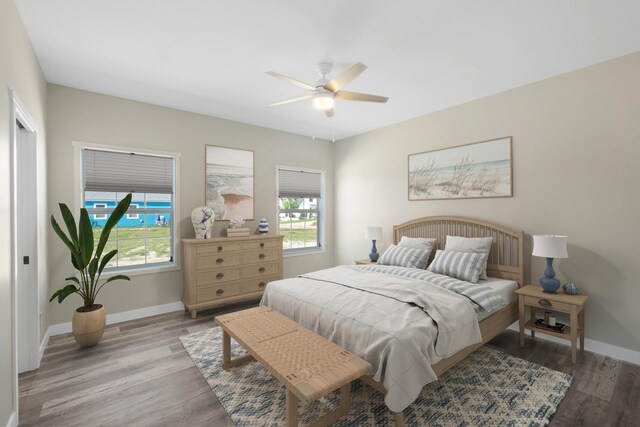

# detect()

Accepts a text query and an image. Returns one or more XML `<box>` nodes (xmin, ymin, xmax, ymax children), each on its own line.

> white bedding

<box><xmin>260</xmin><ymin>265</ymin><xmax>505</xmax><ymax>412</ymax></box>
<box><xmin>482</xmin><ymin>277</ymin><xmax>518</xmax><ymax>305</ymax></box>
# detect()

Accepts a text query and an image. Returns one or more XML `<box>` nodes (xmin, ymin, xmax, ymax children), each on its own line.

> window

<box><xmin>93</xmin><ymin>203</ymin><xmax>107</xmax><ymax>219</ymax></box>
<box><xmin>277</xmin><ymin>168</ymin><xmax>323</xmax><ymax>253</ymax></box>
<box><xmin>81</xmin><ymin>147</ymin><xmax>177</xmax><ymax>271</ymax></box>
<box><xmin>127</xmin><ymin>203</ymin><xmax>140</xmax><ymax>219</ymax></box>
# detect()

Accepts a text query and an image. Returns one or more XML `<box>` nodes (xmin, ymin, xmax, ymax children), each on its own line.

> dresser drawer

<box><xmin>196</xmin><ymin>252</ymin><xmax>241</xmax><ymax>270</ymax></box>
<box><xmin>197</xmin><ymin>242</ymin><xmax>241</xmax><ymax>255</ymax></box>
<box><xmin>523</xmin><ymin>295</ymin><xmax>572</xmax><ymax>313</ymax></box>
<box><xmin>197</xmin><ymin>282</ymin><xmax>241</xmax><ymax>303</ymax></box>
<box><xmin>242</xmin><ymin>275</ymin><xmax>280</xmax><ymax>293</ymax></box>
<box><xmin>242</xmin><ymin>248</ymin><xmax>281</xmax><ymax>265</ymax></box>
<box><xmin>242</xmin><ymin>261</ymin><xmax>280</xmax><ymax>278</ymax></box>
<box><xmin>196</xmin><ymin>267</ymin><xmax>241</xmax><ymax>286</ymax></box>
<box><xmin>242</xmin><ymin>239</ymin><xmax>280</xmax><ymax>251</ymax></box>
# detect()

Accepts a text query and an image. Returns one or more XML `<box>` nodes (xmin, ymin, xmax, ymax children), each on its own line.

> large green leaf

<box><xmin>65</xmin><ymin>276</ymin><xmax>80</xmax><ymax>285</ymax></box>
<box><xmin>71</xmin><ymin>251</ymin><xmax>84</xmax><ymax>271</ymax></box>
<box><xmin>103</xmin><ymin>274</ymin><xmax>130</xmax><ymax>284</ymax></box>
<box><xmin>59</xmin><ymin>203</ymin><xmax>79</xmax><ymax>247</ymax></box>
<box><xmin>78</xmin><ymin>208</ymin><xmax>94</xmax><ymax>266</ymax></box>
<box><xmin>51</xmin><ymin>215</ymin><xmax>75</xmax><ymax>254</ymax></box>
<box><xmin>88</xmin><ymin>258</ymin><xmax>99</xmax><ymax>280</ymax></box>
<box><xmin>50</xmin><ymin>284</ymin><xmax>78</xmax><ymax>303</ymax></box>
<box><xmin>96</xmin><ymin>193</ymin><xmax>131</xmax><ymax>258</ymax></box>
<box><xmin>98</xmin><ymin>250</ymin><xmax>118</xmax><ymax>274</ymax></box>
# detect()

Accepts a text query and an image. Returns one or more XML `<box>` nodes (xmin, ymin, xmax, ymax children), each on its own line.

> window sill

<box><xmin>283</xmin><ymin>248</ymin><xmax>326</xmax><ymax>258</ymax></box>
<box><xmin>101</xmin><ymin>263</ymin><xmax>180</xmax><ymax>278</ymax></box>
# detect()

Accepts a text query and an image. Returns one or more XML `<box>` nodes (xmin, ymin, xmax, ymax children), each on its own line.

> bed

<box><xmin>260</xmin><ymin>216</ymin><xmax>524</xmax><ymax>424</ymax></box>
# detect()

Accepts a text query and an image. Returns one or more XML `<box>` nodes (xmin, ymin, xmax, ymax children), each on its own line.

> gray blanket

<box><xmin>260</xmin><ymin>265</ymin><xmax>488</xmax><ymax>412</ymax></box>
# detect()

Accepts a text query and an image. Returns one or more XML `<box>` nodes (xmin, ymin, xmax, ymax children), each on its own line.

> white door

<box><xmin>15</xmin><ymin>120</ymin><xmax>39</xmax><ymax>373</ymax></box>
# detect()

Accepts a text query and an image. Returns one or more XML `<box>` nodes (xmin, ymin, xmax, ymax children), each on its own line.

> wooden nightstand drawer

<box><xmin>523</xmin><ymin>295</ymin><xmax>572</xmax><ymax>313</ymax></box>
<box><xmin>196</xmin><ymin>252</ymin><xmax>241</xmax><ymax>270</ymax></box>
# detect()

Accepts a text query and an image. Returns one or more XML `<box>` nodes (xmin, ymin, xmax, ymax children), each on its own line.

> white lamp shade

<box><xmin>532</xmin><ymin>235</ymin><xmax>568</xmax><ymax>258</ymax></box>
<box><xmin>365</xmin><ymin>226</ymin><xmax>383</xmax><ymax>241</ymax></box>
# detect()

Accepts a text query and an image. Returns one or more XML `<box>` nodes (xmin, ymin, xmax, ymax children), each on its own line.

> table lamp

<box><xmin>365</xmin><ymin>226</ymin><xmax>383</xmax><ymax>262</ymax></box>
<box><xmin>532</xmin><ymin>235</ymin><xmax>568</xmax><ymax>294</ymax></box>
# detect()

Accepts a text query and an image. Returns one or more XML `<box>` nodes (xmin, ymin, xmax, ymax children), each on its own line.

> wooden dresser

<box><xmin>182</xmin><ymin>234</ymin><xmax>284</xmax><ymax>318</ymax></box>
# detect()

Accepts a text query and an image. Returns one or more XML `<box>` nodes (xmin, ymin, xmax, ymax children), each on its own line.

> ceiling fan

<box><xmin>266</xmin><ymin>62</ymin><xmax>388</xmax><ymax>117</ymax></box>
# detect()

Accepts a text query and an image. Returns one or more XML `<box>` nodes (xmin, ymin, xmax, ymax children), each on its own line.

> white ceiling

<box><xmin>15</xmin><ymin>0</ymin><xmax>640</xmax><ymax>141</ymax></box>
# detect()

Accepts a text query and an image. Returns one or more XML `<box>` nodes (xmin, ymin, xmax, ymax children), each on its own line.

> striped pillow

<box><xmin>427</xmin><ymin>250</ymin><xmax>487</xmax><ymax>283</ymax></box>
<box><xmin>378</xmin><ymin>245</ymin><xmax>431</xmax><ymax>269</ymax></box>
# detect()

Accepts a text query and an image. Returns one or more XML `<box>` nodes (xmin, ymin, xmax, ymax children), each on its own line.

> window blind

<box><xmin>278</xmin><ymin>169</ymin><xmax>321</xmax><ymax>198</ymax></box>
<box><xmin>83</xmin><ymin>148</ymin><xmax>174</xmax><ymax>194</ymax></box>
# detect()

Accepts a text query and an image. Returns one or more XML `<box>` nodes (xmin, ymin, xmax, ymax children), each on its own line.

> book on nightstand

<box><xmin>535</xmin><ymin>318</ymin><xmax>566</xmax><ymax>333</ymax></box>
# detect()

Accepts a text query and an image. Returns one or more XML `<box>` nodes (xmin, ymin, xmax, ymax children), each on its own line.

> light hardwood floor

<box><xmin>20</xmin><ymin>303</ymin><xmax>639</xmax><ymax>426</ymax></box>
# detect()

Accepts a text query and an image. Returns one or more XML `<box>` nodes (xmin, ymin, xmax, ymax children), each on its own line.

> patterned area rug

<box><xmin>180</xmin><ymin>327</ymin><xmax>572</xmax><ymax>426</ymax></box>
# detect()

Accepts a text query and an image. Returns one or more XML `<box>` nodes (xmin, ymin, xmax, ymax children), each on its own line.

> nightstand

<box><xmin>354</xmin><ymin>259</ymin><xmax>376</xmax><ymax>265</ymax></box>
<box><xmin>515</xmin><ymin>285</ymin><xmax>589</xmax><ymax>363</ymax></box>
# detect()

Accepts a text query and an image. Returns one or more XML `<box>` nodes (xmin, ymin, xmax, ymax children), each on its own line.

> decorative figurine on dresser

<box><xmin>191</xmin><ymin>206</ymin><xmax>215</xmax><ymax>239</ymax></box>
<box><xmin>182</xmin><ymin>233</ymin><xmax>284</xmax><ymax>318</ymax></box>
<box><xmin>259</xmin><ymin>218</ymin><xmax>269</xmax><ymax>234</ymax></box>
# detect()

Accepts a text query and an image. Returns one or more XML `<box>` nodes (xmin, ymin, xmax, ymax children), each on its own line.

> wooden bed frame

<box><xmin>359</xmin><ymin>216</ymin><xmax>525</xmax><ymax>425</ymax></box>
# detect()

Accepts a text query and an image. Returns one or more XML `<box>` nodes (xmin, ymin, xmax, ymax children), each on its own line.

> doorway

<box><xmin>10</xmin><ymin>90</ymin><xmax>40</xmax><ymax>423</ymax></box>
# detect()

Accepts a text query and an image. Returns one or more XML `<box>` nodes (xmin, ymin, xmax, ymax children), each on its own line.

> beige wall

<box><xmin>47</xmin><ymin>84</ymin><xmax>334</xmax><ymax>325</ymax></box>
<box><xmin>0</xmin><ymin>0</ymin><xmax>48</xmax><ymax>423</ymax></box>
<box><xmin>335</xmin><ymin>52</ymin><xmax>640</xmax><ymax>353</ymax></box>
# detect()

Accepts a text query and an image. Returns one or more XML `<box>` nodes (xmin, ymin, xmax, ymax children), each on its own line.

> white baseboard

<box><xmin>47</xmin><ymin>301</ymin><xmax>184</xmax><ymax>336</ymax></box>
<box><xmin>6</xmin><ymin>411</ymin><xmax>17</xmax><ymax>427</ymax></box>
<box><xmin>39</xmin><ymin>327</ymin><xmax>51</xmax><ymax>362</ymax></box>
<box><xmin>506</xmin><ymin>324</ymin><xmax>640</xmax><ymax>365</ymax></box>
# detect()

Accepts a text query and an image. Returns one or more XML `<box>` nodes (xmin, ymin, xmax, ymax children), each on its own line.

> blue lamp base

<box><xmin>369</xmin><ymin>240</ymin><xmax>379</xmax><ymax>262</ymax></box>
<box><xmin>539</xmin><ymin>257</ymin><xmax>561</xmax><ymax>294</ymax></box>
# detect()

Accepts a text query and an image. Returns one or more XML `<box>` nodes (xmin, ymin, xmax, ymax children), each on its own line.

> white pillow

<box><xmin>445</xmin><ymin>236</ymin><xmax>493</xmax><ymax>280</ymax></box>
<box><xmin>398</xmin><ymin>236</ymin><xmax>436</xmax><ymax>260</ymax></box>
<box><xmin>378</xmin><ymin>245</ymin><xmax>431</xmax><ymax>269</ymax></box>
<box><xmin>427</xmin><ymin>250</ymin><xmax>487</xmax><ymax>283</ymax></box>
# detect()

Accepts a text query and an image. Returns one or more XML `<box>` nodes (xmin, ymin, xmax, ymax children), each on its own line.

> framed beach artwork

<box><xmin>205</xmin><ymin>145</ymin><xmax>254</xmax><ymax>220</ymax></box>
<box><xmin>408</xmin><ymin>136</ymin><xmax>512</xmax><ymax>200</ymax></box>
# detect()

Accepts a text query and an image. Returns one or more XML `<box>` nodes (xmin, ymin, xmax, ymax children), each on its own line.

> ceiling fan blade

<box><xmin>335</xmin><ymin>91</ymin><xmax>389</xmax><ymax>103</ymax></box>
<box><xmin>324</xmin><ymin>108</ymin><xmax>334</xmax><ymax>118</ymax></box>
<box><xmin>324</xmin><ymin>63</ymin><xmax>367</xmax><ymax>93</ymax></box>
<box><xmin>268</xmin><ymin>94</ymin><xmax>314</xmax><ymax>107</ymax></box>
<box><xmin>266</xmin><ymin>71</ymin><xmax>316</xmax><ymax>91</ymax></box>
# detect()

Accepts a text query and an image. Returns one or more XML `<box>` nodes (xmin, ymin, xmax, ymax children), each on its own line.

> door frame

<box><xmin>9</xmin><ymin>89</ymin><xmax>40</xmax><ymax>424</ymax></box>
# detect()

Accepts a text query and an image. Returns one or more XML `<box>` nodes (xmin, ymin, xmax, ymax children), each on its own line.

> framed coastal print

<box><xmin>408</xmin><ymin>136</ymin><xmax>512</xmax><ymax>201</ymax></box>
<box><xmin>205</xmin><ymin>145</ymin><xmax>254</xmax><ymax>220</ymax></box>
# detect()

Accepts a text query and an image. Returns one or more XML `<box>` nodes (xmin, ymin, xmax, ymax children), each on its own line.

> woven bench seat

<box><xmin>216</xmin><ymin>306</ymin><xmax>371</xmax><ymax>426</ymax></box>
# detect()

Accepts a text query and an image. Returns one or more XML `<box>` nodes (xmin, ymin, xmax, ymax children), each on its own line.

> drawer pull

<box><xmin>260</xmin><ymin>242</ymin><xmax>265</xmax><ymax>248</ymax></box>
<box><xmin>538</xmin><ymin>299</ymin><xmax>551</xmax><ymax>306</ymax></box>
<box><xmin>216</xmin><ymin>273</ymin><xmax>224</xmax><ymax>279</ymax></box>
<box><xmin>259</xmin><ymin>281</ymin><xmax>266</xmax><ymax>287</ymax></box>
<box><xmin>259</xmin><ymin>267</ymin><xmax>266</xmax><ymax>273</ymax></box>
<box><xmin>217</xmin><ymin>246</ymin><xmax>223</xmax><ymax>251</ymax></box>
<box><xmin>259</xmin><ymin>253</ymin><xmax>266</xmax><ymax>259</ymax></box>
<box><xmin>216</xmin><ymin>289</ymin><xmax>224</xmax><ymax>295</ymax></box>
<box><xmin>216</xmin><ymin>258</ymin><xmax>224</xmax><ymax>264</ymax></box>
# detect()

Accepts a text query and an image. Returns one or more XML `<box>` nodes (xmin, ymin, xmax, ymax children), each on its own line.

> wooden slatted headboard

<box><xmin>393</xmin><ymin>216</ymin><xmax>525</xmax><ymax>286</ymax></box>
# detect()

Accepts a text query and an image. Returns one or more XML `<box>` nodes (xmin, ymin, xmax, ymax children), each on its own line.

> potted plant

<box><xmin>50</xmin><ymin>194</ymin><xmax>132</xmax><ymax>347</ymax></box>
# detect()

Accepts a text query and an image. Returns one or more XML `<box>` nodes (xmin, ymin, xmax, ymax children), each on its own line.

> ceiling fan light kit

<box><xmin>267</xmin><ymin>62</ymin><xmax>388</xmax><ymax>117</ymax></box>
<box><xmin>312</xmin><ymin>91</ymin><xmax>334</xmax><ymax>110</ymax></box>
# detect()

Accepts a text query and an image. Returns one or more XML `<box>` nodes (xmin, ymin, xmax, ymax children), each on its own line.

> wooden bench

<box><xmin>215</xmin><ymin>306</ymin><xmax>371</xmax><ymax>427</ymax></box>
